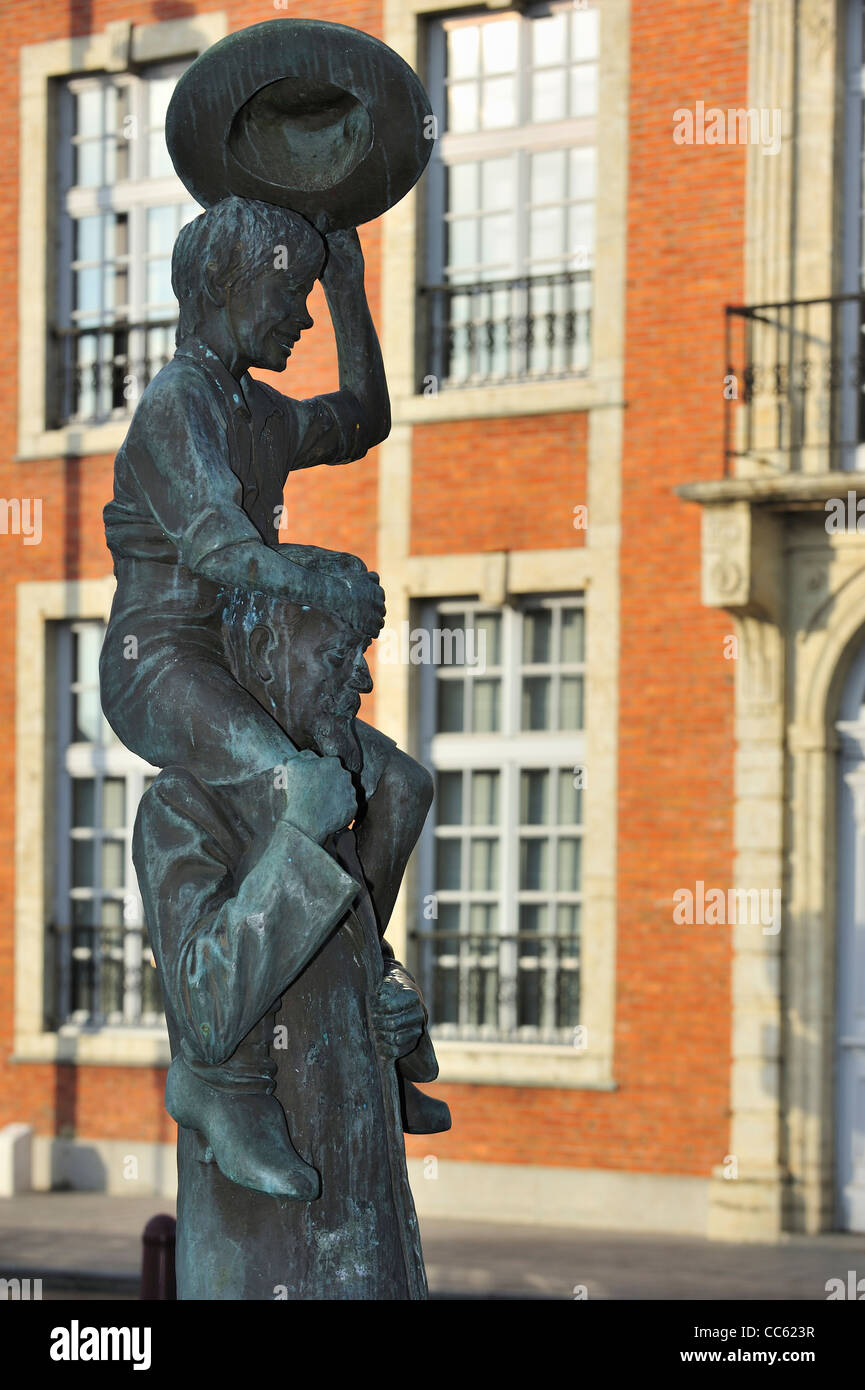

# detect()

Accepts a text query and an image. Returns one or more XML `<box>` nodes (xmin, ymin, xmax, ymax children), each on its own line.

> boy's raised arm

<box><xmin>317</xmin><ymin>227</ymin><xmax>391</xmax><ymax>462</ymax></box>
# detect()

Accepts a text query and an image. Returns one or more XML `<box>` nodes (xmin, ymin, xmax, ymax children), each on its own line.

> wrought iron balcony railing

<box><xmin>724</xmin><ymin>293</ymin><xmax>865</xmax><ymax>476</ymax></box>
<box><xmin>50</xmin><ymin>319</ymin><xmax>177</xmax><ymax>429</ymax></box>
<box><xmin>419</xmin><ymin>269</ymin><xmax>592</xmax><ymax>391</ymax></box>
<box><xmin>46</xmin><ymin>922</ymin><xmax>164</xmax><ymax>1030</ymax></box>
<box><xmin>410</xmin><ymin>926</ymin><xmax>580</xmax><ymax>1044</ymax></box>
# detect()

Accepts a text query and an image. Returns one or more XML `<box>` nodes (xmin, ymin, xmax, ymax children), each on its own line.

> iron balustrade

<box><xmin>410</xmin><ymin>926</ymin><xmax>580</xmax><ymax>1043</ymax></box>
<box><xmin>724</xmin><ymin>294</ymin><xmax>865</xmax><ymax>475</ymax></box>
<box><xmin>419</xmin><ymin>269</ymin><xmax>592</xmax><ymax>390</ymax></box>
<box><xmin>51</xmin><ymin>319</ymin><xmax>178</xmax><ymax>428</ymax></box>
<box><xmin>46</xmin><ymin>922</ymin><xmax>164</xmax><ymax>1030</ymax></box>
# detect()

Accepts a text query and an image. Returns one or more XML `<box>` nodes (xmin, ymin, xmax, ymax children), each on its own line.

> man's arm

<box><xmin>134</xmin><ymin>769</ymin><xmax>358</xmax><ymax>1068</ymax></box>
<box><xmin>317</xmin><ymin>228</ymin><xmax>391</xmax><ymax>461</ymax></box>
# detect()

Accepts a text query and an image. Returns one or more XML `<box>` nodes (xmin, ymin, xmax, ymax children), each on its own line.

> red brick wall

<box><xmin>0</xmin><ymin>0</ymin><xmax>746</xmax><ymax>1178</ymax></box>
<box><xmin>410</xmin><ymin>412</ymin><xmax>587</xmax><ymax>556</ymax></box>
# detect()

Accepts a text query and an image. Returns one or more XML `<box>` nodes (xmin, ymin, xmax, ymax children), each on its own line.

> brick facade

<box><xmin>0</xmin><ymin>0</ymin><xmax>748</xmax><ymax>1188</ymax></box>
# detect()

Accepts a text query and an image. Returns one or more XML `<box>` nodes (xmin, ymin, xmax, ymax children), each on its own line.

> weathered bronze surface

<box><xmin>166</xmin><ymin>19</ymin><xmax>434</xmax><ymax>231</ymax></box>
<box><xmin>99</xmin><ymin>20</ymin><xmax>444</xmax><ymax>1300</ymax></box>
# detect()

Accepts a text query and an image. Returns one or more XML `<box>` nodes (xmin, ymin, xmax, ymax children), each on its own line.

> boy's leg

<box><xmin>353</xmin><ymin>721</ymin><xmax>434</xmax><ymax>936</ymax></box>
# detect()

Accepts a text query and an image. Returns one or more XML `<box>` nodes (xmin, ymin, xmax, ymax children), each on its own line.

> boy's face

<box><xmin>227</xmin><ymin>250</ymin><xmax>325</xmax><ymax>372</ymax></box>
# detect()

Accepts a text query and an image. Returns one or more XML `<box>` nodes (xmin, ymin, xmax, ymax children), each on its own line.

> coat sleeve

<box><xmin>133</xmin><ymin>770</ymin><xmax>358</xmax><ymax>1067</ymax></box>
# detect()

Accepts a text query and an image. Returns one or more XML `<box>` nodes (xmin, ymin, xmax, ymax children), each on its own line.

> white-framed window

<box><xmin>53</xmin><ymin>63</ymin><xmax>198</xmax><ymax>427</ymax></box>
<box><xmin>49</xmin><ymin>621</ymin><xmax>161</xmax><ymax>1029</ymax></box>
<box><xmin>422</xmin><ymin>1</ymin><xmax>598</xmax><ymax>387</ymax></box>
<box><xmin>416</xmin><ymin>595</ymin><xmax>585</xmax><ymax>1043</ymax></box>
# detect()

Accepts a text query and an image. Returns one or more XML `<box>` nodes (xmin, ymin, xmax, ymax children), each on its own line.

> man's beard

<box><xmin>312</xmin><ymin>715</ymin><xmax>363</xmax><ymax>776</ymax></box>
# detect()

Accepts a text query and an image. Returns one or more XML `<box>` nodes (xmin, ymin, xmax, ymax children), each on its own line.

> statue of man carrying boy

<box><xmin>102</xmin><ymin>193</ymin><xmax>446</xmax><ymax>1299</ymax></box>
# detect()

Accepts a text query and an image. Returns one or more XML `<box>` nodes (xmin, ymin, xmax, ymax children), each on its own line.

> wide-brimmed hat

<box><xmin>165</xmin><ymin>19</ymin><xmax>433</xmax><ymax>231</ymax></box>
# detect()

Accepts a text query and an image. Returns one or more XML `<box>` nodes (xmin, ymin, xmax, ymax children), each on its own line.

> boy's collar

<box><xmin>175</xmin><ymin>337</ymin><xmax>253</xmax><ymax>420</ymax></box>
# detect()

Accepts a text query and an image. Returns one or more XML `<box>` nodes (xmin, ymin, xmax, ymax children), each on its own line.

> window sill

<box><xmin>393</xmin><ymin>372</ymin><xmax>621</xmax><ymax>425</ymax></box>
<box><xmin>18</xmin><ymin>422</ymin><xmax>130</xmax><ymax>461</ymax></box>
<box><xmin>12</xmin><ymin>1028</ymin><xmax>170</xmax><ymax>1067</ymax></box>
<box><xmin>430</xmin><ymin>1037</ymin><xmax>614</xmax><ymax>1089</ymax></box>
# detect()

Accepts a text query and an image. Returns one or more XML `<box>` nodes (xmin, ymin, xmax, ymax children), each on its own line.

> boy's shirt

<box><xmin>104</xmin><ymin>337</ymin><xmax>356</xmax><ymax>574</ymax></box>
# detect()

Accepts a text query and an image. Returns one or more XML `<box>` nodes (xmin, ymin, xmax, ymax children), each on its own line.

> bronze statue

<box><xmin>100</xmin><ymin>19</ymin><xmax>444</xmax><ymax>1299</ymax></box>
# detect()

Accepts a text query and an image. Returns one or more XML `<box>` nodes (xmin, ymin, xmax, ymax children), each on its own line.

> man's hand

<box><xmin>369</xmin><ymin>969</ymin><xmax>427</xmax><ymax>1061</ymax></box>
<box><xmin>279</xmin><ymin>750</ymin><xmax>357</xmax><ymax>844</ymax></box>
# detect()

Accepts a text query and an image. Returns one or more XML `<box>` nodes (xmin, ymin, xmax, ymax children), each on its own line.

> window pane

<box><xmin>557</xmin><ymin>902</ymin><xmax>581</xmax><ymax>939</ymax></box>
<box><xmin>75</xmin><ymin>140</ymin><xmax>103</xmax><ymax>188</ymax></box>
<box><xmin>437</xmin><ymin>679</ymin><xmax>464</xmax><ymax>733</ymax></box>
<box><xmin>533</xmin><ymin>12</ymin><xmax>568</xmax><ymax>67</ymax></box>
<box><xmin>480</xmin><ymin>213</ymin><xmax>516</xmax><ymax>269</ymax></box>
<box><xmin>480</xmin><ymin>158</ymin><xmax>516</xmax><ymax>212</ymax></box>
<box><xmin>447</xmin><ymin>82</ymin><xmax>478</xmax><ymax>133</ymax></box>
<box><xmin>472</xmin><ymin>678</ymin><xmax>500</xmax><ymax>732</ymax></box>
<box><xmin>531</xmin><ymin>149</ymin><xmax>567</xmax><ymax>205</ymax></box>
<box><xmin>481</xmin><ymin>77</ymin><xmax>516</xmax><ymax>129</ymax></box>
<box><xmin>146</xmin><ymin>205</ymin><xmax>177</xmax><ymax>255</ymax></box>
<box><xmin>557</xmin><ymin>769</ymin><xmax>582</xmax><ymax>825</ymax></box>
<box><xmin>447</xmin><ymin>218</ymin><xmax>477</xmax><ymax>270</ymax></box>
<box><xmin>72</xmin><ymin>841</ymin><xmax>94</xmax><ymax>888</ymax></box>
<box><xmin>101</xmin><ymin>899</ymin><xmax>124</xmax><ymax>926</ymax></box>
<box><xmin>469</xmin><ymin>903</ymin><xmax>497</xmax><ymax>936</ymax></box>
<box><xmin>532</xmin><ymin>68</ymin><xmax>567</xmax><ymax>123</ymax></box>
<box><xmin>76</xmin><ymin>87</ymin><xmax>104</xmax><ymax>138</ymax></box>
<box><xmin>570</xmin><ymin>146</ymin><xmax>597</xmax><ymax>199</ymax></box>
<box><xmin>436</xmin><ymin>838</ymin><xmax>461</xmax><ymax>890</ymax></box>
<box><xmin>474</xmin><ymin>612</ymin><xmax>501</xmax><ymax>667</ymax></box>
<box><xmin>448</xmin><ymin>25</ymin><xmax>480</xmax><ymax>80</ymax></box>
<box><xmin>569</xmin><ymin>204</ymin><xmax>595</xmax><ymax>262</ymax></box>
<box><xmin>72</xmin><ymin>780</ymin><xmax>95</xmax><ymax>827</ymax></box>
<box><xmin>148</xmin><ymin>131</ymin><xmax>175</xmax><ymax>178</ymax></box>
<box><xmin>522</xmin><ymin>675</ymin><xmax>552</xmax><ymax>730</ymax></box>
<box><xmin>572</xmin><ymin>8</ymin><xmax>601</xmax><ymax>61</ymax></box>
<box><xmin>571</xmin><ymin>64</ymin><xmax>598</xmax><ymax>117</ymax></box>
<box><xmin>101</xmin><ymin>840</ymin><xmax>126</xmax><ymax>890</ymax></box>
<box><xmin>560</xmin><ymin>607</ymin><xmax>585</xmax><ymax>662</ymax></box>
<box><xmin>558</xmin><ymin>837</ymin><xmax>582</xmax><ymax>891</ymax></box>
<box><xmin>523</xmin><ymin>608</ymin><xmax>552</xmax><ymax>663</ymax></box>
<box><xmin>146</xmin><ymin>258</ymin><xmax>173</xmax><ymax>309</ymax></box>
<box><xmin>74</xmin><ymin>625</ymin><xmax>103</xmax><ymax>684</ymax></box>
<box><xmin>471</xmin><ymin>770</ymin><xmax>499</xmax><ymax>825</ymax></box>
<box><xmin>521</xmin><ymin>770</ymin><xmax>550</xmax><ymax>825</ymax></box>
<box><xmin>74</xmin><ymin>689</ymin><xmax>102</xmax><ymax>743</ymax></box>
<box><xmin>560</xmin><ymin>675</ymin><xmax>584</xmax><ymax>729</ymax></box>
<box><xmin>147</xmin><ymin>74</ymin><xmax>177</xmax><ymax>128</ymax></box>
<box><xmin>72</xmin><ymin>898</ymin><xmax>95</xmax><ymax>927</ymax></box>
<box><xmin>103</xmin><ymin>779</ymin><xmax>126</xmax><ymax>830</ymax></box>
<box><xmin>530</xmin><ymin>205</ymin><xmax>566</xmax><ymax>261</ymax></box>
<box><xmin>482</xmin><ymin>19</ymin><xmax>518</xmax><ymax>74</ymax></box>
<box><xmin>470</xmin><ymin>838</ymin><xmax>498</xmax><ymax>890</ymax></box>
<box><xmin>437</xmin><ymin>771</ymin><xmax>463</xmax><ymax>824</ymax></box>
<box><xmin>449</xmin><ymin>162</ymin><xmax>477</xmax><ymax>212</ymax></box>
<box><xmin>75</xmin><ymin>216</ymin><xmax>103</xmax><ymax>264</ymax></box>
<box><xmin>75</xmin><ymin>266</ymin><xmax>102</xmax><ymax>316</ymax></box>
<box><xmin>520</xmin><ymin>837</ymin><xmax>550</xmax><ymax>889</ymax></box>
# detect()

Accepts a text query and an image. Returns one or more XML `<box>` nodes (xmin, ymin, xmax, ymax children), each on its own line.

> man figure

<box><xmin>133</xmin><ymin>581</ymin><xmax>449</xmax><ymax>1299</ymax></box>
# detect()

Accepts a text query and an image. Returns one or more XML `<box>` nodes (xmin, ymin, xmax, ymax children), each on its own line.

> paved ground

<box><xmin>1</xmin><ymin>1193</ymin><xmax>863</xmax><ymax>1299</ymax></box>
